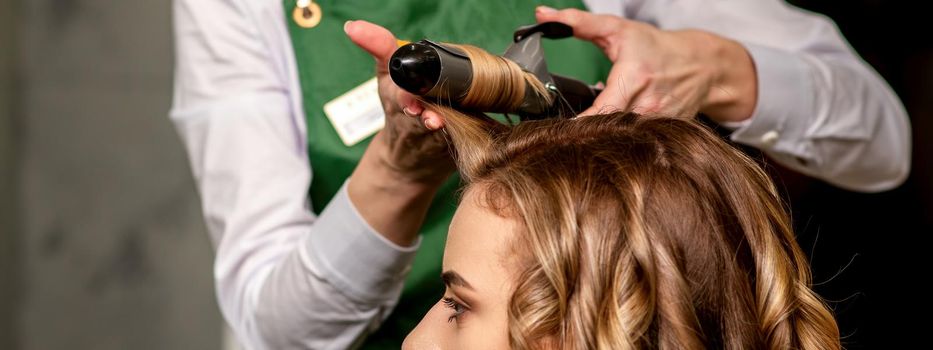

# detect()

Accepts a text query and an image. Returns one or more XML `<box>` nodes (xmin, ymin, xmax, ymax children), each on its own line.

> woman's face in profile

<box><xmin>402</xmin><ymin>189</ymin><xmax>518</xmax><ymax>349</ymax></box>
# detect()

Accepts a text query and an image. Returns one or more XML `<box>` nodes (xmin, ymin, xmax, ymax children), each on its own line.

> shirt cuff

<box><xmin>728</xmin><ymin>43</ymin><xmax>817</xmax><ymax>165</ymax></box>
<box><xmin>303</xmin><ymin>180</ymin><xmax>421</xmax><ymax>304</ymax></box>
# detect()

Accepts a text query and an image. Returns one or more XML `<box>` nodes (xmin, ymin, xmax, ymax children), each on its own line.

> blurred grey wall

<box><xmin>2</xmin><ymin>0</ymin><xmax>223</xmax><ymax>349</ymax></box>
<box><xmin>2</xmin><ymin>0</ymin><xmax>19</xmax><ymax>348</ymax></box>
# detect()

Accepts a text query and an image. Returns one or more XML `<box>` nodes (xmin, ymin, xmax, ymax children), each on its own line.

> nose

<box><xmin>402</xmin><ymin>301</ymin><xmax>451</xmax><ymax>350</ymax></box>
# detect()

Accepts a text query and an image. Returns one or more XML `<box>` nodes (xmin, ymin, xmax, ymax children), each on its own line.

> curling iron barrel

<box><xmin>388</xmin><ymin>22</ymin><xmax>602</xmax><ymax>120</ymax></box>
<box><xmin>389</xmin><ymin>41</ymin><xmax>474</xmax><ymax>106</ymax></box>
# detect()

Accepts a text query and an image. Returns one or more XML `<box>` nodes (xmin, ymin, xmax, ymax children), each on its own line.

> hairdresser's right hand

<box><xmin>342</xmin><ymin>20</ymin><xmax>454</xmax><ymax>247</ymax></box>
<box><xmin>535</xmin><ymin>7</ymin><xmax>758</xmax><ymax>123</ymax></box>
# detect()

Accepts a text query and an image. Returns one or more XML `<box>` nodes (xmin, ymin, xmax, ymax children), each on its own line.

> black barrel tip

<box><xmin>389</xmin><ymin>43</ymin><xmax>441</xmax><ymax>96</ymax></box>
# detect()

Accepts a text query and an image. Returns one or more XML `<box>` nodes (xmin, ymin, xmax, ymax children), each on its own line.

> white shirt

<box><xmin>169</xmin><ymin>0</ymin><xmax>911</xmax><ymax>348</ymax></box>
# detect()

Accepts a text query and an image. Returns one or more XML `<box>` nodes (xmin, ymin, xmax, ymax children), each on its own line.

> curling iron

<box><xmin>388</xmin><ymin>22</ymin><xmax>602</xmax><ymax>120</ymax></box>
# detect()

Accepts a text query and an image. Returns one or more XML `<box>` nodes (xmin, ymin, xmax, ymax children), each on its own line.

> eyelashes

<box><xmin>442</xmin><ymin>297</ymin><xmax>467</xmax><ymax>323</ymax></box>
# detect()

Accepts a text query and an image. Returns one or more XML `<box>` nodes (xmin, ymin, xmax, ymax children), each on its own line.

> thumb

<box><xmin>534</xmin><ymin>7</ymin><xmax>621</xmax><ymax>43</ymax></box>
<box><xmin>345</xmin><ymin>20</ymin><xmax>397</xmax><ymax>73</ymax></box>
<box><xmin>580</xmin><ymin>64</ymin><xmax>636</xmax><ymax>117</ymax></box>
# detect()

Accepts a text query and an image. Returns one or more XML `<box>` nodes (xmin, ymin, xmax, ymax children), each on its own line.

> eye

<box><xmin>442</xmin><ymin>297</ymin><xmax>468</xmax><ymax>323</ymax></box>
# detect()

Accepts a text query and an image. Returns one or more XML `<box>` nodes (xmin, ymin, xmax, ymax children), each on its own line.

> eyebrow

<box><xmin>441</xmin><ymin>270</ymin><xmax>474</xmax><ymax>290</ymax></box>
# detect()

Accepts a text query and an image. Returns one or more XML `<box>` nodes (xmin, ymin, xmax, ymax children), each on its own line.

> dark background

<box><xmin>780</xmin><ymin>0</ymin><xmax>932</xmax><ymax>347</ymax></box>
<box><xmin>1</xmin><ymin>0</ymin><xmax>930</xmax><ymax>349</ymax></box>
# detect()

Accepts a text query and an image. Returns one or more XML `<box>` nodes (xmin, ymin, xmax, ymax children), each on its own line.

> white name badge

<box><xmin>323</xmin><ymin>77</ymin><xmax>385</xmax><ymax>147</ymax></box>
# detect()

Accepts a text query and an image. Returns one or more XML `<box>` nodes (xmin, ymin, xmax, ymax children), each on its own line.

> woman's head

<box><xmin>402</xmin><ymin>110</ymin><xmax>840</xmax><ymax>349</ymax></box>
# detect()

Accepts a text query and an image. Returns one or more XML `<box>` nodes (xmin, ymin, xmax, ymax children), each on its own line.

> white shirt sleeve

<box><xmin>169</xmin><ymin>0</ymin><xmax>418</xmax><ymax>348</ymax></box>
<box><xmin>586</xmin><ymin>0</ymin><xmax>911</xmax><ymax>192</ymax></box>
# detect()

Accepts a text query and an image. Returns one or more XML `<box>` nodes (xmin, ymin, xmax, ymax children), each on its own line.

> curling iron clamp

<box><xmin>388</xmin><ymin>22</ymin><xmax>602</xmax><ymax>120</ymax></box>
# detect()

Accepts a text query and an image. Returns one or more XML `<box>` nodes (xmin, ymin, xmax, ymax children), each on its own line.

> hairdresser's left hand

<box><xmin>345</xmin><ymin>21</ymin><xmax>448</xmax><ymax>132</ymax></box>
<box><xmin>342</xmin><ymin>20</ymin><xmax>454</xmax><ymax>246</ymax></box>
<box><xmin>535</xmin><ymin>7</ymin><xmax>757</xmax><ymax>123</ymax></box>
<box><xmin>345</xmin><ymin>20</ymin><xmax>453</xmax><ymax>185</ymax></box>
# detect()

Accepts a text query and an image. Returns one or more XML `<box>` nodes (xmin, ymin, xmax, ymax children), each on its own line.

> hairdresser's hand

<box><xmin>343</xmin><ymin>20</ymin><xmax>454</xmax><ymax>246</ymax></box>
<box><xmin>345</xmin><ymin>21</ymin><xmax>447</xmax><ymax>131</ymax></box>
<box><xmin>535</xmin><ymin>7</ymin><xmax>757</xmax><ymax>123</ymax></box>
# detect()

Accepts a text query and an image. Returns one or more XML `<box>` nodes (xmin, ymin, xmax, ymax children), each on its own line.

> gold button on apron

<box><xmin>293</xmin><ymin>0</ymin><xmax>322</xmax><ymax>28</ymax></box>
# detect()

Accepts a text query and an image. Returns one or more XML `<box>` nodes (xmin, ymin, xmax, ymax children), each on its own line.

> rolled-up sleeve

<box><xmin>170</xmin><ymin>0</ymin><xmax>418</xmax><ymax>348</ymax></box>
<box><xmin>731</xmin><ymin>40</ymin><xmax>910</xmax><ymax>192</ymax></box>
<box><xmin>255</xmin><ymin>183</ymin><xmax>420</xmax><ymax>349</ymax></box>
<box><xmin>592</xmin><ymin>0</ymin><xmax>912</xmax><ymax>192</ymax></box>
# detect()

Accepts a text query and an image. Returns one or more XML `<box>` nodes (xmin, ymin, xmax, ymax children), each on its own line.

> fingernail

<box><xmin>403</xmin><ymin>107</ymin><xmax>416</xmax><ymax>116</ymax></box>
<box><xmin>536</xmin><ymin>6</ymin><xmax>557</xmax><ymax>14</ymax></box>
<box><xmin>343</xmin><ymin>20</ymin><xmax>353</xmax><ymax>34</ymax></box>
<box><xmin>424</xmin><ymin>118</ymin><xmax>439</xmax><ymax>130</ymax></box>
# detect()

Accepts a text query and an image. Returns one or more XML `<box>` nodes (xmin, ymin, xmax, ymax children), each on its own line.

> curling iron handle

<box><xmin>550</xmin><ymin>74</ymin><xmax>602</xmax><ymax>115</ymax></box>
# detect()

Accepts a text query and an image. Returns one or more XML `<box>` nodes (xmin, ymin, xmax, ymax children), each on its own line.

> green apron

<box><xmin>283</xmin><ymin>1</ymin><xmax>610</xmax><ymax>347</ymax></box>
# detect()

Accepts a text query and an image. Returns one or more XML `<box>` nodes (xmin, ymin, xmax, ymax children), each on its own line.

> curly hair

<box><xmin>436</xmin><ymin>106</ymin><xmax>841</xmax><ymax>350</ymax></box>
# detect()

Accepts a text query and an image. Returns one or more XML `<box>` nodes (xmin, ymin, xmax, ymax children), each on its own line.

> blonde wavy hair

<box><xmin>429</xmin><ymin>44</ymin><xmax>841</xmax><ymax>350</ymax></box>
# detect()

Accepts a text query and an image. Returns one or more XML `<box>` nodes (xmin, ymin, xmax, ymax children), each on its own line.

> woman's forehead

<box><xmin>444</xmin><ymin>189</ymin><xmax>519</xmax><ymax>280</ymax></box>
